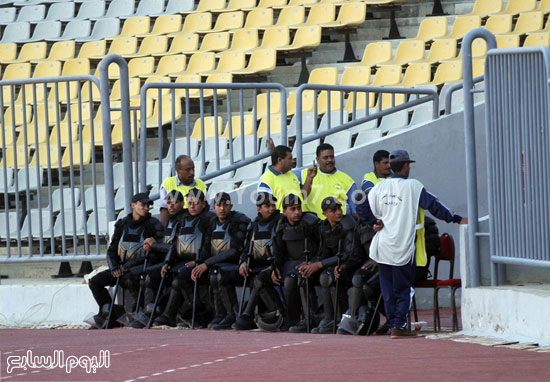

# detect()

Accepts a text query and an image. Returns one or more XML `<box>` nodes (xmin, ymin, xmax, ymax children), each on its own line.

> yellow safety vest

<box><xmin>364</xmin><ymin>171</ymin><xmax>427</xmax><ymax>266</ymax></box>
<box><xmin>260</xmin><ymin>168</ymin><xmax>302</xmax><ymax>212</ymax></box>
<box><xmin>161</xmin><ymin>176</ymin><xmax>207</xmax><ymax>209</ymax></box>
<box><xmin>301</xmin><ymin>168</ymin><xmax>354</xmax><ymax>219</ymax></box>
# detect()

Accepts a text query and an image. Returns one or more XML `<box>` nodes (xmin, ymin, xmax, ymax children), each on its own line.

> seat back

<box><xmin>244</xmin><ymin>8</ymin><xmax>273</xmax><ymax>29</ymax></box>
<box><xmin>393</xmin><ymin>39</ymin><xmax>425</xmax><ymax>64</ymax></box>
<box><xmin>16</xmin><ymin>5</ymin><xmax>45</xmax><ymax>23</ymax></box>
<box><xmin>276</xmin><ymin>6</ymin><xmax>305</xmax><ymax>27</ymax></box>
<box><xmin>230</xmin><ymin>28</ymin><xmax>258</xmax><ymax>51</ymax></box>
<box><xmin>448</xmin><ymin>15</ymin><xmax>481</xmax><ymax>39</ymax></box>
<box><xmin>416</xmin><ymin>16</ymin><xmax>447</xmax><ymax>41</ymax></box>
<box><xmin>0</xmin><ymin>43</ymin><xmax>17</xmax><ymax>61</ymax></box>
<box><xmin>78</xmin><ymin>40</ymin><xmax>105</xmax><ymax>59</ymax></box>
<box><xmin>186</xmin><ymin>52</ymin><xmax>215</xmax><ymax>73</ymax></box>
<box><xmin>48</xmin><ymin>40</ymin><xmax>76</xmax><ymax>60</ymax></box>
<box><xmin>434</xmin><ymin>233</ymin><xmax>455</xmax><ymax>280</ymax></box>
<box><xmin>182</xmin><ymin>12</ymin><xmax>212</xmax><ymax>33</ymax></box>
<box><xmin>470</xmin><ymin>0</ymin><xmax>502</xmax><ymax>17</ymax></box>
<box><xmin>104</xmin><ymin>0</ymin><xmax>134</xmax><ymax>18</ymax></box>
<box><xmin>212</xmin><ymin>11</ymin><xmax>244</xmax><ymax>32</ymax></box>
<box><xmin>150</xmin><ymin>14</ymin><xmax>182</xmax><ymax>35</ymax></box>
<box><xmin>496</xmin><ymin>34</ymin><xmax>519</xmax><ymax>48</ymax></box>
<box><xmin>524</xmin><ymin>32</ymin><xmax>550</xmax><ymax>48</ymax></box>
<box><xmin>120</xmin><ymin>16</ymin><xmax>150</xmax><ymax>36</ymax></box>
<box><xmin>108</xmin><ymin>36</ymin><xmax>138</xmax><ymax>55</ymax></box>
<box><xmin>512</xmin><ymin>11</ymin><xmax>543</xmax><ymax>34</ymax></box>
<box><xmin>16</xmin><ymin>42</ymin><xmax>47</xmax><ymax>62</ymax></box>
<box><xmin>260</xmin><ymin>26</ymin><xmax>290</xmax><ymax>48</ymax></box>
<box><xmin>74</xmin><ymin>1</ymin><xmax>105</xmax><ymax>19</ymax></box>
<box><xmin>60</xmin><ymin>19</ymin><xmax>91</xmax><ymax>40</ymax></box>
<box><xmin>503</xmin><ymin>0</ymin><xmax>536</xmax><ymax>15</ymax></box>
<box><xmin>401</xmin><ymin>63</ymin><xmax>431</xmax><ymax>86</ymax></box>
<box><xmin>426</xmin><ymin>38</ymin><xmax>457</xmax><ymax>61</ymax></box>
<box><xmin>45</xmin><ymin>2</ymin><xmax>75</xmax><ymax>21</ymax></box>
<box><xmin>305</xmin><ymin>4</ymin><xmax>335</xmax><ymax>25</ymax></box>
<box><xmin>1</xmin><ymin>22</ymin><xmax>31</xmax><ymax>43</ymax></box>
<box><xmin>200</xmin><ymin>32</ymin><xmax>230</xmax><ymax>52</ymax></box>
<box><xmin>167</xmin><ymin>33</ymin><xmax>199</xmax><ymax>54</ymax></box>
<box><xmin>485</xmin><ymin>14</ymin><xmax>512</xmax><ymax>35</ymax></box>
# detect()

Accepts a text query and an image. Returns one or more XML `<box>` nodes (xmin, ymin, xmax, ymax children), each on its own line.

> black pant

<box><xmin>88</xmin><ymin>268</ymin><xmax>140</xmax><ymax>309</ymax></box>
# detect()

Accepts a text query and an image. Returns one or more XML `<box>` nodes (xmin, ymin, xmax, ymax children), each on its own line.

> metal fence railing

<box><xmin>0</xmin><ymin>75</ymin><xmax>108</xmax><ymax>262</ymax></box>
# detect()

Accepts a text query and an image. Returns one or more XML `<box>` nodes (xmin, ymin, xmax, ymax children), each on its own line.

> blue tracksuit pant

<box><xmin>378</xmin><ymin>258</ymin><xmax>416</xmax><ymax>329</ymax></box>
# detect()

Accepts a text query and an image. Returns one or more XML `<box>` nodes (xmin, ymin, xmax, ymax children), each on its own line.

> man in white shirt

<box><xmin>367</xmin><ymin>150</ymin><xmax>467</xmax><ymax>338</ymax></box>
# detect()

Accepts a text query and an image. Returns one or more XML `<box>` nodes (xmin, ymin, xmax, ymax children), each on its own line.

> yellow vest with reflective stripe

<box><xmin>302</xmin><ymin>169</ymin><xmax>354</xmax><ymax>219</ymax></box>
<box><xmin>364</xmin><ymin>172</ymin><xmax>427</xmax><ymax>266</ymax></box>
<box><xmin>363</xmin><ymin>171</ymin><xmax>384</xmax><ymax>186</ymax></box>
<box><xmin>260</xmin><ymin>169</ymin><xmax>302</xmax><ymax>212</ymax></box>
<box><xmin>161</xmin><ymin>176</ymin><xmax>207</xmax><ymax>209</ymax></box>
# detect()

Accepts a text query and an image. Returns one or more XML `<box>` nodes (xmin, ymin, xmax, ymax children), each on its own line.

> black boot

<box><xmin>153</xmin><ymin>289</ymin><xmax>183</xmax><ymax>327</ymax></box>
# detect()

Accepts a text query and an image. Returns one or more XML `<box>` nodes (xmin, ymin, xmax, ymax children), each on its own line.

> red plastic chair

<box><xmin>413</xmin><ymin>233</ymin><xmax>461</xmax><ymax>331</ymax></box>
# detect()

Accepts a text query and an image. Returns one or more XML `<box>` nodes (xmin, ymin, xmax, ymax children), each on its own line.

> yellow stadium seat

<box><xmin>374</xmin><ymin>92</ymin><xmax>406</xmax><ymax>110</ymax></box>
<box><xmin>379</xmin><ymin>39</ymin><xmax>424</xmax><ymax>66</ymax></box>
<box><xmin>56</xmin><ymin>102</ymin><xmax>95</xmax><ymax>130</ymax></box>
<box><xmin>256</xmin><ymin>0</ymin><xmax>287</xmax><ymax>9</ymax></box>
<box><xmin>2</xmin><ymin>63</ymin><xmax>31</xmax><ymax>105</ymax></box>
<box><xmin>468</xmin><ymin>0</ymin><xmax>502</xmax><ymax>18</ymax></box>
<box><xmin>523</xmin><ymin>32</ymin><xmax>550</xmax><ymax>48</ymax></box>
<box><xmin>399</xmin><ymin>63</ymin><xmax>431</xmax><ymax>86</ymax></box>
<box><xmin>276</xmin><ymin>25</ymin><xmax>321</xmax><ymax>51</ymax></box>
<box><xmin>3</xmin><ymin>105</ymin><xmax>32</xmax><ymax>128</ymax></box>
<box><xmin>495</xmin><ymin>34</ymin><xmax>520</xmax><ymax>48</ymax></box>
<box><xmin>309</xmin><ymin>67</ymin><xmax>338</xmax><ymax>84</ymax></box>
<box><xmin>17</xmin><ymin>61</ymin><xmax>62</xmax><ymax>105</ymax></box>
<box><xmin>322</xmin><ymin>2</ymin><xmax>366</xmax><ymax>28</ymax></box>
<box><xmin>257</xmin><ymin>26</ymin><xmax>290</xmax><ymax>50</ymax></box>
<box><xmin>445</xmin><ymin>15</ymin><xmax>481</xmax><ymax>40</ymax></box>
<box><xmin>472</xmin><ymin>58</ymin><xmax>485</xmax><ymax>77</ymax></box>
<box><xmin>490</xmin><ymin>0</ymin><xmax>536</xmax><ymax>17</ymax></box>
<box><xmin>450</xmin><ymin>37</ymin><xmax>487</xmax><ymax>61</ymax></box>
<box><xmin>29</xmin><ymin>104</ymin><xmax>61</xmax><ymax>129</ymax></box>
<box><xmin>28</xmin><ymin>145</ymin><xmax>61</xmax><ymax>168</ymax></box>
<box><xmin>410</xmin><ymin>38</ymin><xmax>457</xmax><ymax>65</ymax></box>
<box><xmin>317</xmin><ymin>90</ymin><xmax>342</xmax><ymax>114</ymax></box>
<box><xmin>201</xmin><ymin>51</ymin><xmax>245</xmax><ymax>76</ymax></box>
<box><xmin>49</xmin><ymin>59</ymin><xmax>91</xmax><ymax>104</ymax></box>
<box><xmin>415</xmin><ymin>17</ymin><xmax>448</xmax><ymax>42</ymax></box>
<box><xmin>199</xmin><ymin>32</ymin><xmax>231</xmax><ymax>52</ymax></box>
<box><xmin>35</xmin><ymin>41</ymin><xmax>75</xmax><ymax>64</ymax></box>
<box><xmin>340</xmin><ymin>66</ymin><xmax>371</xmax><ymax>86</ymax></box>
<box><xmin>286</xmin><ymin>90</ymin><xmax>314</xmax><ymax>116</ymax></box>
<box><xmin>174</xmin><ymin>74</ymin><xmax>202</xmax><ymax>98</ymax></box>
<box><xmin>123</xmin><ymin>36</ymin><xmax>168</xmax><ymax>59</ymax></box>
<box><xmin>141</xmin><ymin>55</ymin><xmax>186</xmax><ymax>79</ymax></box>
<box><xmin>485</xmin><ymin>14</ymin><xmax>513</xmax><ymax>35</ymax></box>
<box><xmin>141</xmin><ymin>76</ymin><xmax>171</xmax><ymax>100</ymax></box>
<box><xmin>110</xmin><ymin>77</ymin><xmax>140</xmax><ymax>101</ymax></box>
<box><xmin>291</xmin><ymin>4</ymin><xmax>336</xmax><ymax>28</ymax></box>
<box><xmin>284</xmin><ymin>0</ymin><xmax>317</xmax><ymax>6</ymax></box>
<box><xmin>254</xmin><ymin>92</ymin><xmax>282</xmax><ymax>119</ymax></box>
<box><xmin>209</xmin><ymin>11</ymin><xmax>245</xmax><ymax>32</ymax></box>
<box><xmin>170</xmin><ymin>52</ymin><xmax>216</xmax><ymax>76</ymax></box>
<box><xmin>426</xmin><ymin>62</ymin><xmax>462</xmax><ymax>86</ymax></box>
<box><xmin>226</xmin><ymin>28</ymin><xmax>259</xmax><ymax>52</ymax></box>
<box><xmin>214</xmin><ymin>0</ymin><xmax>257</xmax><ymax>12</ymax></box>
<box><xmin>74</xmin><ymin>40</ymin><xmax>105</xmax><ymax>60</ymax></box>
<box><xmin>539</xmin><ymin>0</ymin><xmax>550</xmax><ymax>14</ymax></box>
<box><xmin>137</xmin><ymin>14</ymin><xmax>182</xmax><ymax>37</ymax></box>
<box><xmin>114</xmin><ymin>16</ymin><xmax>150</xmax><ymax>38</ymax></box>
<box><xmin>104</xmin><ymin>37</ymin><xmax>138</xmax><ymax>57</ymax></box>
<box><xmin>257</xmin><ymin>114</ymin><xmax>284</xmax><ymax>137</ymax></box>
<box><xmin>111</xmin><ymin>121</ymin><xmax>138</xmax><ymax>146</ymax></box>
<box><xmin>61</xmin><ymin>143</ymin><xmax>92</xmax><ymax>169</ymax></box>
<box><xmin>344</xmin><ymin>65</ymin><xmax>402</xmax><ymax>111</ymax></box>
<box><xmin>0</xmin><ymin>125</ymin><xmax>15</xmax><ymax>147</ymax></box>
<box><xmin>504</xmin><ymin>11</ymin><xmax>543</xmax><ymax>36</ymax></box>
<box><xmin>0</xmin><ymin>43</ymin><xmax>17</xmax><ymax>62</ymax></box>
<box><xmin>350</xmin><ymin>41</ymin><xmax>392</xmax><ymax>67</ymax></box>
<box><xmin>275</xmin><ymin>6</ymin><xmax>305</xmax><ymax>27</ymax></box>
<box><xmin>0</xmin><ymin>146</ymin><xmax>30</xmax><ymax>169</ymax></box>
<box><xmin>202</xmin><ymin>73</ymin><xmax>233</xmax><ymax>98</ymax></box>
<box><xmin>232</xmin><ymin>48</ymin><xmax>276</xmax><ymax>75</ymax></box>
<box><xmin>243</xmin><ymin>8</ymin><xmax>273</xmax><ymax>29</ymax></box>
<box><xmin>108</xmin><ymin>56</ymin><xmax>155</xmax><ymax>79</ymax></box>
<box><xmin>155</xmin><ymin>34</ymin><xmax>199</xmax><ymax>57</ymax></box>
<box><xmin>190</xmin><ymin>116</ymin><xmax>224</xmax><ymax>140</ymax></box>
<box><xmin>3</xmin><ymin>42</ymin><xmax>47</xmax><ymax>65</ymax></box>
<box><xmin>222</xmin><ymin>114</ymin><xmax>255</xmax><ymax>138</ymax></box>
<box><xmin>179</xmin><ymin>12</ymin><xmax>212</xmax><ymax>34</ymax></box>
<box><xmin>182</xmin><ymin>0</ymin><xmax>226</xmax><ymax>13</ymax></box>
<box><xmin>146</xmin><ymin>96</ymin><xmax>183</xmax><ymax>129</ymax></box>
<box><xmin>48</xmin><ymin>124</ymin><xmax>79</xmax><ymax>147</ymax></box>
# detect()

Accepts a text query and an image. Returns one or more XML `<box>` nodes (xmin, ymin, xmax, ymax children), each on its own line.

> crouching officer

<box><xmin>307</xmin><ymin>197</ymin><xmax>359</xmax><ymax>334</ymax></box>
<box><xmin>202</xmin><ymin>192</ymin><xmax>250</xmax><ymax>330</ymax></box>
<box><xmin>272</xmin><ymin>194</ymin><xmax>320</xmax><ymax>332</ymax></box>
<box><xmin>234</xmin><ymin>192</ymin><xmax>283</xmax><ymax>331</ymax></box>
<box><xmin>153</xmin><ymin>188</ymin><xmax>214</xmax><ymax>327</ymax></box>
<box><xmin>87</xmin><ymin>192</ymin><xmax>164</xmax><ymax>328</ymax></box>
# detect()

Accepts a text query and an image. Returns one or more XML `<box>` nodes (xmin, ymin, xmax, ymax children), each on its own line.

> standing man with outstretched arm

<box><xmin>159</xmin><ymin>155</ymin><xmax>207</xmax><ymax>226</ymax></box>
<box><xmin>367</xmin><ymin>150</ymin><xmax>467</xmax><ymax>339</ymax></box>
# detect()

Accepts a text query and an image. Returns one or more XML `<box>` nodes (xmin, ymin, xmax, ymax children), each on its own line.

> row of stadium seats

<box><xmin>467</xmin><ymin>0</ymin><xmax>550</xmax><ymax>18</ymax></box>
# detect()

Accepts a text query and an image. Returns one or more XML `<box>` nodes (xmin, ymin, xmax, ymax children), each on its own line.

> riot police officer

<box><xmin>271</xmin><ymin>194</ymin><xmax>320</xmax><ymax>332</ymax></box>
<box><xmin>87</xmin><ymin>192</ymin><xmax>164</xmax><ymax>328</ymax></box>
<box><xmin>200</xmin><ymin>192</ymin><xmax>250</xmax><ymax>330</ymax></box>
<box><xmin>153</xmin><ymin>188</ymin><xmax>215</xmax><ymax>327</ymax></box>
<box><xmin>309</xmin><ymin>197</ymin><xmax>360</xmax><ymax>334</ymax></box>
<box><xmin>234</xmin><ymin>192</ymin><xmax>283</xmax><ymax>331</ymax></box>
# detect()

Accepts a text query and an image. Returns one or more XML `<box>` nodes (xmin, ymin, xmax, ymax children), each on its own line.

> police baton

<box><xmin>333</xmin><ymin>241</ymin><xmax>344</xmax><ymax>334</ymax></box>
<box><xmin>191</xmin><ymin>255</ymin><xmax>202</xmax><ymax>329</ymax></box>
<box><xmin>238</xmin><ymin>251</ymin><xmax>253</xmax><ymax>317</ymax></box>
<box><xmin>146</xmin><ymin>247</ymin><xmax>173</xmax><ymax>329</ymax></box>
<box><xmin>105</xmin><ymin>250</ymin><xmax>127</xmax><ymax>329</ymax></box>
<box><xmin>303</xmin><ymin>238</ymin><xmax>311</xmax><ymax>333</ymax></box>
<box><xmin>133</xmin><ymin>251</ymin><xmax>150</xmax><ymax>315</ymax></box>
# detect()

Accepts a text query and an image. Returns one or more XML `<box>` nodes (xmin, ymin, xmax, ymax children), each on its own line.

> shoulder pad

<box><xmin>232</xmin><ymin>211</ymin><xmax>251</xmax><ymax>224</ymax></box>
<box><xmin>340</xmin><ymin>215</ymin><xmax>357</xmax><ymax>232</ymax></box>
<box><xmin>302</xmin><ymin>212</ymin><xmax>320</xmax><ymax>225</ymax></box>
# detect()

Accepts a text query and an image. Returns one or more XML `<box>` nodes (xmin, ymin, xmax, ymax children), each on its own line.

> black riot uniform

<box><xmin>152</xmin><ymin>207</ymin><xmax>215</xmax><ymax>327</ymax></box>
<box><xmin>233</xmin><ymin>210</ymin><xmax>283</xmax><ymax>331</ymax></box>
<box><xmin>313</xmin><ymin>214</ymin><xmax>360</xmax><ymax>334</ymax></box>
<box><xmin>206</xmin><ymin>210</ymin><xmax>250</xmax><ymax>330</ymax></box>
<box><xmin>88</xmin><ymin>212</ymin><xmax>164</xmax><ymax>323</ymax></box>
<box><xmin>273</xmin><ymin>211</ymin><xmax>320</xmax><ymax>329</ymax></box>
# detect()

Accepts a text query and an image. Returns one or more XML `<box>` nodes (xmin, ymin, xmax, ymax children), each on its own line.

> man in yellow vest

<box><xmin>159</xmin><ymin>155</ymin><xmax>207</xmax><ymax>225</ymax></box>
<box><xmin>258</xmin><ymin>145</ymin><xmax>315</xmax><ymax>212</ymax></box>
<box><xmin>295</xmin><ymin>143</ymin><xmax>358</xmax><ymax>220</ymax></box>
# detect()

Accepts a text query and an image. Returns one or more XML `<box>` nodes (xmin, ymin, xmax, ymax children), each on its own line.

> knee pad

<box><xmin>171</xmin><ymin>278</ymin><xmax>183</xmax><ymax>291</ymax></box>
<box><xmin>209</xmin><ymin>268</ymin><xmax>220</xmax><ymax>287</ymax></box>
<box><xmin>352</xmin><ymin>270</ymin><xmax>368</xmax><ymax>288</ymax></box>
<box><xmin>252</xmin><ymin>275</ymin><xmax>266</xmax><ymax>290</ymax></box>
<box><xmin>319</xmin><ymin>270</ymin><xmax>334</xmax><ymax>288</ymax></box>
<box><xmin>284</xmin><ymin>273</ymin><xmax>298</xmax><ymax>292</ymax></box>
